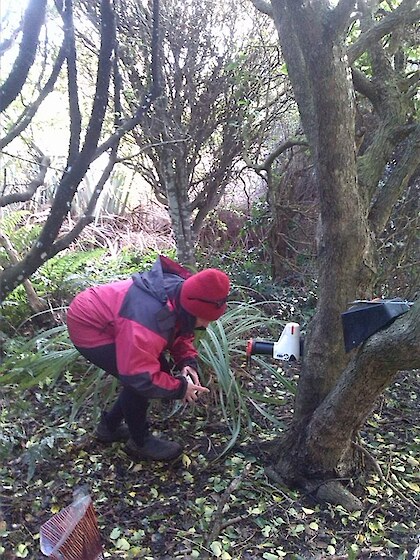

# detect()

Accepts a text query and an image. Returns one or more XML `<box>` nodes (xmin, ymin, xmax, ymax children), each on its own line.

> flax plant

<box><xmin>197</xmin><ymin>301</ymin><xmax>297</xmax><ymax>455</ymax></box>
<box><xmin>0</xmin><ymin>324</ymin><xmax>119</xmax><ymax>421</ymax></box>
<box><xmin>1</xmin><ymin>301</ymin><xmax>297</xmax><ymax>456</ymax></box>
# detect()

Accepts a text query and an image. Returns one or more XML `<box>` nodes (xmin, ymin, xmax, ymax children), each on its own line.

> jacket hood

<box><xmin>132</xmin><ymin>255</ymin><xmax>192</xmax><ymax>304</ymax></box>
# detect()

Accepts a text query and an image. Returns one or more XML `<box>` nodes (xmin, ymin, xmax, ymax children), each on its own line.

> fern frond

<box><xmin>0</xmin><ymin>210</ymin><xmax>31</xmax><ymax>234</ymax></box>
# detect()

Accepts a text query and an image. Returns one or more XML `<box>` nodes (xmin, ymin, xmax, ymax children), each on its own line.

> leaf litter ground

<box><xmin>0</xmin><ymin>367</ymin><xmax>419</xmax><ymax>560</ymax></box>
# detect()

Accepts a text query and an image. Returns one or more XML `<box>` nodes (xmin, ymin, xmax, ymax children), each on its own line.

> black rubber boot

<box><xmin>125</xmin><ymin>435</ymin><xmax>183</xmax><ymax>461</ymax></box>
<box><xmin>95</xmin><ymin>418</ymin><xmax>130</xmax><ymax>443</ymax></box>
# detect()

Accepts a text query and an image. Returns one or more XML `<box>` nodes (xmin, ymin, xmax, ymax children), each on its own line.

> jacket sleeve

<box><xmin>115</xmin><ymin>318</ymin><xmax>188</xmax><ymax>399</ymax></box>
<box><xmin>170</xmin><ymin>332</ymin><xmax>199</xmax><ymax>371</ymax></box>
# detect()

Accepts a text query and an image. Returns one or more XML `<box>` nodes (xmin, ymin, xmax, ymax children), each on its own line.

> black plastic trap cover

<box><xmin>341</xmin><ymin>299</ymin><xmax>411</xmax><ymax>352</ymax></box>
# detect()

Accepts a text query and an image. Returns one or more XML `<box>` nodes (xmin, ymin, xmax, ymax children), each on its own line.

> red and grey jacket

<box><xmin>66</xmin><ymin>256</ymin><xmax>198</xmax><ymax>400</ymax></box>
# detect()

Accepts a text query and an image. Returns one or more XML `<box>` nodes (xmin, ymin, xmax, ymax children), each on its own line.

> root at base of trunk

<box><xmin>315</xmin><ymin>480</ymin><xmax>363</xmax><ymax>511</ymax></box>
<box><xmin>265</xmin><ymin>467</ymin><xmax>363</xmax><ymax>511</ymax></box>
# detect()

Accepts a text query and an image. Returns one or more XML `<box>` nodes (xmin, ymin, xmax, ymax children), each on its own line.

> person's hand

<box><xmin>181</xmin><ymin>366</ymin><xmax>209</xmax><ymax>403</ymax></box>
<box><xmin>184</xmin><ymin>381</ymin><xmax>209</xmax><ymax>403</ymax></box>
<box><xmin>181</xmin><ymin>365</ymin><xmax>200</xmax><ymax>385</ymax></box>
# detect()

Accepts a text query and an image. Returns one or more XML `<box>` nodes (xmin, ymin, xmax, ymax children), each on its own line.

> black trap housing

<box><xmin>341</xmin><ymin>299</ymin><xmax>412</xmax><ymax>352</ymax></box>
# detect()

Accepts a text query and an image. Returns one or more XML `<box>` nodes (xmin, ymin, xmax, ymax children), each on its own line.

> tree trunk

<box><xmin>263</xmin><ymin>0</ymin><xmax>420</xmax><ymax>507</ymax></box>
<box><xmin>161</xmin><ymin>151</ymin><xmax>196</xmax><ymax>267</ymax></box>
<box><xmin>272</xmin><ymin>300</ymin><xmax>419</xmax><ymax>510</ymax></box>
<box><xmin>270</xmin><ymin>0</ymin><xmax>375</xmax><ymax>414</ymax></box>
<box><xmin>0</xmin><ymin>0</ymin><xmax>47</xmax><ymax>113</ymax></box>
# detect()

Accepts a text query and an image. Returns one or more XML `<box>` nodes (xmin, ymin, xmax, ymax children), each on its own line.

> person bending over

<box><xmin>66</xmin><ymin>255</ymin><xmax>230</xmax><ymax>461</ymax></box>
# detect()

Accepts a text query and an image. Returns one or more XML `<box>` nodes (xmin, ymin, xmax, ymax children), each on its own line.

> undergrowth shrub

<box><xmin>0</xmin><ymin>225</ymin><xmax>316</xmax><ymax>478</ymax></box>
<box><xmin>0</xmin><ymin>247</ymin><xmax>177</xmax><ymax>334</ymax></box>
<box><xmin>0</xmin><ymin>296</ymin><xmax>300</xmax><ymax>478</ymax></box>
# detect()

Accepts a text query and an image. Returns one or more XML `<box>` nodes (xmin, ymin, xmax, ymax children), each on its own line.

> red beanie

<box><xmin>180</xmin><ymin>269</ymin><xmax>230</xmax><ymax>321</ymax></box>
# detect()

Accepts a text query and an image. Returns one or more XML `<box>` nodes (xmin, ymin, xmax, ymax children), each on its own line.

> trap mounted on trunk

<box><xmin>341</xmin><ymin>298</ymin><xmax>413</xmax><ymax>352</ymax></box>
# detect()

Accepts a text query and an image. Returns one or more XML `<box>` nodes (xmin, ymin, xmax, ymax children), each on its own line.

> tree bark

<box><xmin>270</xmin><ymin>0</ymin><xmax>374</xmax><ymax>417</ymax></box>
<box><xmin>273</xmin><ymin>300</ymin><xmax>419</xmax><ymax>506</ymax></box>
<box><xmin>161</xmin><ymin>150</ymin><xmax>195</xmax><ymax>267</ymax></box>
<box><xmin>259</xmin><ymin>0</ymin><xmax>420</xmax><ymax>506</ymax></box>
<box><xmin>0</xmin><ymin>0</ymin><xmax>47</xmax><ymax>113</ymax></box>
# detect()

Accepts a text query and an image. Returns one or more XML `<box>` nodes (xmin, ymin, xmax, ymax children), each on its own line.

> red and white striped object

<box><xmin>40</xmin><ymin>494</ymin><xmax>103</xmax><ymax>560</ymax></box>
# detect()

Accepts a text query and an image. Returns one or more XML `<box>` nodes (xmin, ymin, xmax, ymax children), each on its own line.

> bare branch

<box><xmin>0</xmin><ymin>0</ymin><xmax>48</xmax><ymax>112</ymax></box>
<box><xmin>0</xmin><ymin>0</ymin><xmax>115</xmax><ymax>301</ymax></box>
<box><xmin>94</xmin><ymin>90</ymin><xmax>157</xmax><ymax>158</ymax></box>
<box><xmin>0</xmin><ymin>0</ymin><xmax>164</xmax><ymax>300</ymax></box>
<box><xmin>351</xmin><ymin>67</ymin><xmax>380</xmax><ymax>104</ymax></box>
<box><xmin>0</xmin><ymin>44</ymin><xmax>67</xmax><ymax>151</ymax></box>
<box><xmin>244</xmin><ymin>136</ymin><xmax>308</xmax><ymax>172</ymax></box>
<box><xmin>249</xmin><ymin>0</ymin><xmax>273</xmax><ymax>17</ymax></box>
<box><xmin>84</xmin><ymin>145</ymin><xmax>119</xmax><ymax>217</ymax></box>
<box><xmin>0</xmin><ymin>24</ymin><xmax>22</xmax><ymax>57</ymax></box>
<box><xmin>348</xmin><ymin>0</ymin><xmax>420</xmax><ymax>64</ymax></box>
<box><xmin>51</xmin><ymin>215</ymin><xmax>95</xmax><ymax>253</ymax></box>
<box><xmin>62</xmin><ymin>0</ymin><xmax>82</xmax><ymax>164</ymax></box>
<box><xmin>0</xmin><ymin>156</ymin><xmax>50</xmax><ymax>207</ymax></box>
<box><xmin>369</xmin><ymin>124</ymin><xmax>420</xmax><ymax>234</ymax></box>
<box><xmin>94</xmin><ymin>0</ymin><xmax>161</xmax><ymax>158</ymax></box>
<box><xmin>328</xmin><ymin>0</ymin><xmax>357</xmax><ymax>36</ymax></box>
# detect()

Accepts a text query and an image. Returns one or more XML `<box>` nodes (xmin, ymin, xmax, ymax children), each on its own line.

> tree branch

<box><xmin>0</xmin><ymin>23</ymin><xmax>22</xmax><ymax>57</ymax></box>
<box><xmin>369</xmin><ymin>124</ymin><xmax>420</xmax><ymax>235</ymax></box>
<box><xmin>0</xmin><ymin>43</ymin><xmax>67</xmax><ymax>151</ymax></box>
<box><xmin>0</xmin><ymin>0</ymin><xmax>163</xmax><ymax>301</ymax></box>
<box><xmin>306</xmin><ymin>299</ymin><xmax>420</xmax><ymax>471</ymax></box>
<box><xmin>63</xmin><ymin>0</ymin><xmax>82</xmax><ymax>164</ymax></box>
<box><xmin>351</xmin><ymin>67</ymin><xmax>380</xmax><ymax>104</ymax></box>
<box><xmin>0</xmin><ymin>0</ymin><xmax>115</xmax><ymax>301</ymax></box>
<box><xmin>0</xmin><ymin>0</ymin><xmax>47</xmax><ymax>112</ymax></box>
<box><xmin>93</xmin><ymin>91</ymin><xmax>157</xmax><ymax>158</ymax></box>
<box><xmin>348</xmin><ymin>0</ymin><xmax>420</xmax><ymax>64</ymax></box>
<box><xmin>244</xmin><ymin>136</ymin><xmax>308</xmax><ymax>172</ymax></box>
<box><xmin>0</xmin><ymin>156</ymin><xmax>50</xmax><ymax>207</ymax></box>
<box><xmin>84</xmin><ymin>144</ymin><xmax>119</xmax><ymax>218</ymax></box>
<box><xmin>329</xmin><ymin>0</ymin><xmax>357</xmax><ymax>36</ymax></box>
<box><xmin>202</xmin><ymin>464</ymin><xmax>252</xmax><ymax>557</ymax></box>
<box><xmin>94</xmin><ymin>0</ymin><xmax>161</xmax><ymax>158</ymax></box>
<box><xmin>249</xmin><ymin>0</ymin><xmax>273</xmax><ymax>17</ymax></box>
<box><xmin>51</xmin><ymin>215</ymin><xmax>95</xmax><ymax>254</ymax></box>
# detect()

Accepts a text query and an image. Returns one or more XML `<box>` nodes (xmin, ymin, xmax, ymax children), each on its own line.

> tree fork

<box><xmin>269</xmin><ymin>301</ymin><xmax>419</xmax><ymax>508</ymax></box>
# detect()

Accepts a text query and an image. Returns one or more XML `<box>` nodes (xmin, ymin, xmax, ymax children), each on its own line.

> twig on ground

<box><xmin>201</xmin><ymin>463</ymin><xmax>252</xmax><ymax>557</ymax></box>
<box><xmin>353</xmin><ymin>441</ymin><xmax>420</xmax><ymax>512</ymax></box>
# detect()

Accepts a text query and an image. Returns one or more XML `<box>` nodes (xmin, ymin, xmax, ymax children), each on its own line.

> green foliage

<box><xmin>0</xmin><ymin>210</ymin><xmax>31</xmax><ymax>236</ymax></box>
<box><xmin>0</xmin><ymin>326</ymin><xmax>83</xmax><ymax>388</ymax></box>
<box><xmin>0</xmin><ymin>248</ymin><xmax>108</xmax><ymax>330</ymax></box>
<box><xmin>0</xmin><ymin>325</ymin><xmax>120</xmax><ymax>449</ymax></box>
<box><xmin>0</xmin><ymin>299</ymin><xmax>296</xmax><ymax>465</ymax></box>
<box><xmin>32</xmin><ymin>249</ymin><xmax>108</xmax><ymax>296</ymax></box>
<box><xmin>196</xmin><ymin>301</ymin><xmax>296</xmax><ymax>456</ymax></box>
<box><xmin>0</xmin><ymin>211</ymin><xmax>42</xmax><ymax>267</ymax></box>
<box><xmin>1</xmin><ymin>246</ymin><xmax>176</xmax><ymax>333</ymax></box>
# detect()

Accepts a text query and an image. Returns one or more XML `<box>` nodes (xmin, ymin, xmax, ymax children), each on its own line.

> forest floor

<box><xmin>0</xmin><ymin>364</ymin><xmax>419</xmax><ymax>560</ymax></box>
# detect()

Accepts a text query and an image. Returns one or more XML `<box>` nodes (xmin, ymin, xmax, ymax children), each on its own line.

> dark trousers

<box><xmin>75</xmin><ymin>344</ymin><xmax>149</xmax><ymax>446</ymax></box>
